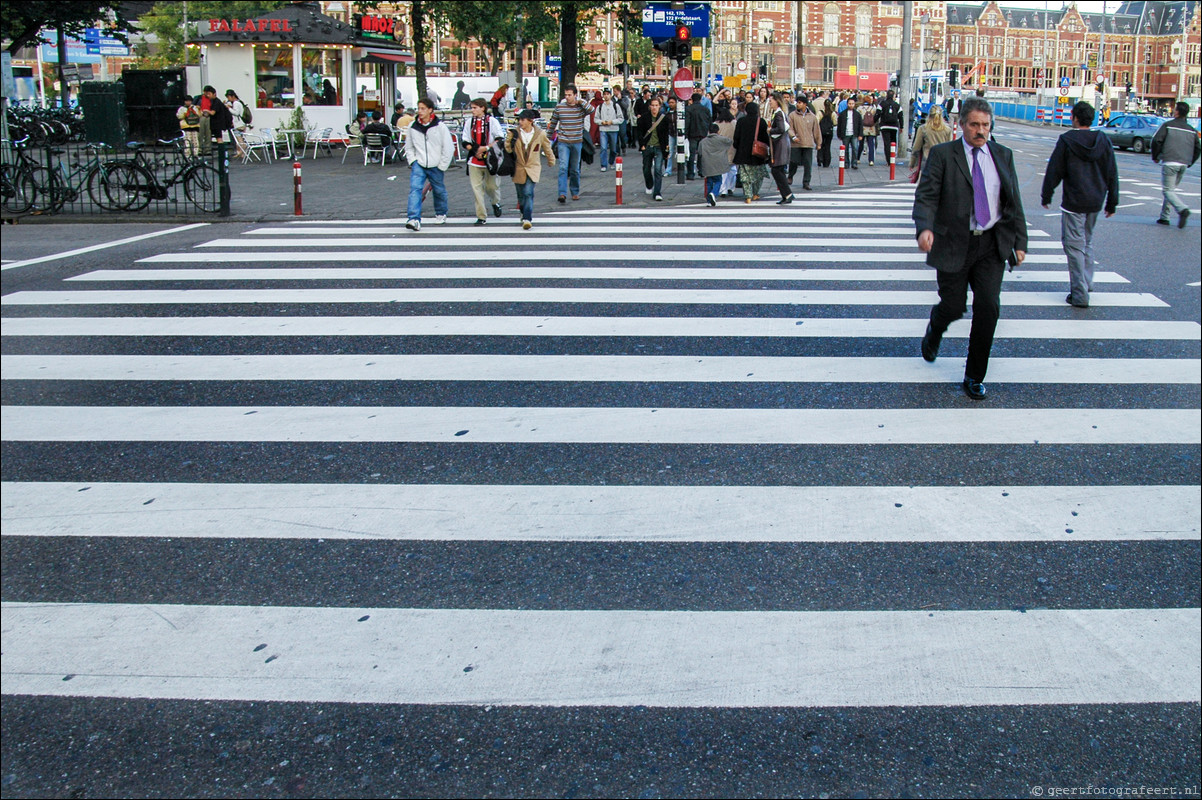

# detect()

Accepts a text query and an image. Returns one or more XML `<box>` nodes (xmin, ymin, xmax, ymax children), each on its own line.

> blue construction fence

<box><xmin>990</xmin><ymin>99</ymin><xmax>1073</xmax><ymax>126</ymax></box>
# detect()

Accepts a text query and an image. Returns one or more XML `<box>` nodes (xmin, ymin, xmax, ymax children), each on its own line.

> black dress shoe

<box><xmin>1179</xmin><ymin>208</ymin><xmax>1191</xmax><ymax>228</ymax></box>
<box><xmin>920</xmin><ymin>323</ymin><xmax>941</xmax><ymax>362</ymax></box>
<box><xmin>493</xmin><ymin>203</ymin><xmax>503</xmax><ymax>218</ymax></box>
<box><xmin>1066</xmin><ymin>294</ymin><xmax>1089</xmax><ymax>308</ymax></box>
<box><xmin>962</xmin><ymin>377</ymin><xmax>987</xmax><ymax>400</ymax></box>
<box><xmin>1156</xmin><ymin>218</ymin><xmax>1171</xmax><ymax>226</ymax></box>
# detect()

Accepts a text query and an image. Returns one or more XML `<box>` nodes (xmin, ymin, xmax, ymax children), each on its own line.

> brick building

<box><xmin>944</xmin><ymin>1</ymin><xmax>1199</xmax><ymax>102</ymax></box>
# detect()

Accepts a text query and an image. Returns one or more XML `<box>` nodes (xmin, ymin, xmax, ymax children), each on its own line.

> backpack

<box><xmin>862</xmin><ymin>110</ymin><xmax>875</xmax><ymax>127</ymax></box>
<box><xmin>240</xmin><ymin>103</ymin><xmax>253</xmax><ymax>126</ymax></box>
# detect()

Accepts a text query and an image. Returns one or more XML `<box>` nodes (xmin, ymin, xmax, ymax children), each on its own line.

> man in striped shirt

<box><xmin>548</xmin><ymin>83</ymin><xmax>590</xmax><ymax>202</ymax></box>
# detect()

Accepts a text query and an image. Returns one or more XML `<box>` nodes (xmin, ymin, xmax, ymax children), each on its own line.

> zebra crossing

<box><xmin>2</xmin><ymin>182</ymin><xmax>1199</xmax><ymax>795</ymax></box>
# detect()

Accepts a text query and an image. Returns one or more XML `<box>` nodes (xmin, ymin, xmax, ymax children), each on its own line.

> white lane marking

<box><xmin>68</xmin><ymin>265</ymin><xmax>1095</xmax><ymax>283</ymax></box>
<box><xmin>5</xmin><ymin>316</ymin><xmax>1194</xmax><ymax>340</ymax></box>
<box><xmin>0</xmin><ymin>224</ymin><xmax>210</xmax><ymax>272</ymax></box>
<box><xmin>3</xmin><ymin>406</ymin><xmax>1196</xmax><ymax>444</ymax></box>
<box><xmin>200</xmin><ymin>237</ymin><xmax>1066</xmax><ymax>250</ymax></box>
<box><xmin>5</xmin><ymin>355</ymin><xmax>1196</xmax><ymax>386</ymax></box>
<box><xmin>1115</xmin><ymin>203</ymin><xmax>1146</xmax><ymax>208</ymax></box>
<box><xmin>250</xmin><ymin>226</ymin><xmax>1054</xmax><ymax>238</ymax></box>
<box><xmin>6</xmin><ymin>482</ymin><xmax>1195</xmax><ymax>543</ymax></box>
<box><xmin>3</xmin><ymin>604</ymin><xmax>1197</xmax><ymax>707</ymax></box>
<box><xmin>134</xmin><ymin>251</ymin><xmax>1071</xmax><ymax>265</ymax></box>
<box><xmin>0</xmin><ymin>288</ymin><xmax>1169</xmax><ymax>307</ymax></box>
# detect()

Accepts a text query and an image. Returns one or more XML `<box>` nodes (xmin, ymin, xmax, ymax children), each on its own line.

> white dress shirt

<box><xmin>962</xmin><ymin>136</ymin><xmax>1001</xmax><ymax>231</ymax></box>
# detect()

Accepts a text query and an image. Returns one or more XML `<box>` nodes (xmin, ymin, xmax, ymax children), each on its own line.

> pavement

<box><xmin>1</xmin><ymin>118</ymin><xmax>1199</xmax><ymax>799</ymax></box>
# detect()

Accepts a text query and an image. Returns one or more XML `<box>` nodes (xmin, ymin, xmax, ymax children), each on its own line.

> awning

<box><xmin>355</xmin><ymin>48</ymin><xmax>415</xmax><ymax>65</ymax></box>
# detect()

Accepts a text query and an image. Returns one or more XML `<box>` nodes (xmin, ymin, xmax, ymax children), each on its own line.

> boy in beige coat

<box><xmin>505</xmin><ymin>109</ymin><xmax>557</xmax><ymax>230</ymax></box>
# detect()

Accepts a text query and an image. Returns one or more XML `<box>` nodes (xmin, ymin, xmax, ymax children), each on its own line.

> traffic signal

<box><xmin>947</xmin><ymin>66</ymin><xmax>959</xmax><ymax>87</ymax></box>
<box><xmin>671</xmin><ymin>23</ymin><xmax>691</xmax><ymax>63</ymax></box>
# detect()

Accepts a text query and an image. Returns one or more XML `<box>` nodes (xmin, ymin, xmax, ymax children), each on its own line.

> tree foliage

<box><xmin>1</xmin><ymin>1</ymin><xmax>136</xmax><ymax>54</ymax></box>
<box><xmin>133</xmin><ymin>1</ymin><xmax>289</xmax><ymax>69</ymax></box>
<box><xmin>442</xmin><ymin>1</ymin><xmax>558</xmax><ymax>76</ymax></box>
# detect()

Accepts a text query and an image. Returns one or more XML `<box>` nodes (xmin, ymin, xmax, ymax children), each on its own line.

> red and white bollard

<box><xmin>293</xmin><ymin>161</ymin><xmax>302</xmax><ymax>216</ymax></box>
<box><xmin>889</xmin><ymin>142</ymin><xmax>897</xmax><ymax>181</ymax></box>
<box><xmin>615</xmin><ymin>155</ymin><xmax>623</xmax><ymax>205</ymax></box>
<box><xmin>838</xmin><ymin>144</ymin><xmax>845</xmax><ymax>187</ymax></box>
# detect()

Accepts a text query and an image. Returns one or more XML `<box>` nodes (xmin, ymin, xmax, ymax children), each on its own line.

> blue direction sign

<box><xmin>545</xmin><ymin>54</ymin><xmax>561</xmax><ymax>73</ymax></box>
<box><xmin>641</xmin><ymin>3</ymin><xmax>710</xmax><ymax>39</ymax></box>
<box><xmin>83</xmin><ymin>27</ymin><xmax>129</xmax><ymax>56</ymax></box>
<box><xmin>1059</xmin><ymin>75</ymin><xmax>1071</xmax><ymax>89</ymax></box>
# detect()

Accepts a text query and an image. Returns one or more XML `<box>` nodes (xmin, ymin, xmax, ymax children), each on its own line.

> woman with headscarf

<box><xmin>908</xmin><ymin>104</ymin><xmax>952</xmax><ymax>183</ymax></box>
<box><xmin>732</xmin><ymin>100</ymin><xmax>770</xmax><ymax>203</ymax></box>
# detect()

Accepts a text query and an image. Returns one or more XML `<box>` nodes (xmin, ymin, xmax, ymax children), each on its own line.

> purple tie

<box><xmin>971</xmin><ymin>146</ymin><xmax>990</xmax><ymax>229</ymax></box>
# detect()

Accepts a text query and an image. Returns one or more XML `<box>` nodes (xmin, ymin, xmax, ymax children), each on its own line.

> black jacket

<box><xmin>1040</xmin><ymin>129</ymin><xmax>1119</xmax><ymax>214</ymax></box>
<box><xmin>877</xmin><ymin>98</ymin><xmax>901</xmax><ymax>128</ymax></box>
<box><xmin>835</xmin><ymin>108</ymin><xmax>863</xmax><ymax>139</ymax></box>
<box><xmin>731</xmin><ymin>113</ymin><xmax>770</xmax><ymax>165</ymax></box>
<box><xmin>913</xmin><ymin>139</ymin><xmax>1029</xmax><ymax>272</ymax></box>
<box><xmin>637</xmin><ymin>110</ymin><xmax>670</xmax><ymax>156</ymax></box>
<box><xmin>685</xmin><ymin>102</ymin><xmax>712</xmax><ymax>139</ymax></box>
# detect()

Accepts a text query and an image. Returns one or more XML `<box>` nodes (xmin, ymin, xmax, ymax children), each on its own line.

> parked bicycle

<box><xmin>1</xmin><ymin>137</ymin><xmax>132</xmax><ymax>214</ymax></box>
<box><xmin>100</xmin><ymin>137</ymin><xmax>221</xmax><ymax>213</ymax></box>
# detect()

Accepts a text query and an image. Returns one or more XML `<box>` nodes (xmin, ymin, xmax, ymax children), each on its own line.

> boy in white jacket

<box><xmin>596</xmin><ymin>87</ymin><xmax>622</xmax><ymax>172</ymax></box>
<box><xmin>404</xmin><ymin>98</ymin><xmax>455</xmax><ymax>231</ymax></box>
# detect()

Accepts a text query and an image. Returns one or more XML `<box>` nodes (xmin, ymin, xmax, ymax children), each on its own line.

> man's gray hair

<box><xmin>960</xmin><ymin>96</ymin><xmax>992</xmax><ymax>119</ymax></box>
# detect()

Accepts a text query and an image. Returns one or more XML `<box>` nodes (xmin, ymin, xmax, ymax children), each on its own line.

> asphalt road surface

<box><xmin>2</xmin><ymin>119</ymin><xmax>1199</xmax><ymax>798</ymax></box>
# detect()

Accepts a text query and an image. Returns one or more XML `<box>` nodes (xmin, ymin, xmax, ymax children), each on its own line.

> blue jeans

<box><xmin>407</xmin><ymin>163</ymin><xmax>447</xmax><ymax>220</ymax></box>
<box><xmin>556</xmin><ymin>140</ymin><xmax>582</xmax><ymax>197</ymax></box>
<box><xmin>666</xmin><ymin>136</ymin><xmax>677</xmax><ymax>174</ymax></box>
<box><xmin>705</xmin><ymin>175</ymin><xmax>722</xmax><ymax>198</ymax></box>
<box><xmin>515</xmin><ymin>177</ymin><xmax>536</xmax><ymax>222</ymax></box>
<box><xmin>600</xmin><ymin>130</ymin><xmax>620</xmax><ymax>168</ymax></box>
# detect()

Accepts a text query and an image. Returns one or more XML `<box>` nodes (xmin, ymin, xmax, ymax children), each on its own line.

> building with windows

<box><xmin>945</xmin><ymin>1</ymin><xmax>1199</xmax><ymax>103</ymax></box>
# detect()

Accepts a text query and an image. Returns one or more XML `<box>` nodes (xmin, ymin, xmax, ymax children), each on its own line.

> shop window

<box><xmin>302</xmin><ymin>48</ymin><xmax>342</xmax><ymax>106</ymax></box>
<box><xmin>255</xmin><ymin>45</ymin><xmax>294</xmax><ymax>108</ymax></box>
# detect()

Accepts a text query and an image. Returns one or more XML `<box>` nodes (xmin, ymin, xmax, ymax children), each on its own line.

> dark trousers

<box><xmin>788</xmin><ymin>147</ymin><xmax>813</xmax><ymax>186</ymax></box>
<box><xmin>686</xmin><ymin>137</ymin><xmax>704</xmax><ymax>178</ymax></box>
<box><xmin>881</xmin><ymin>128</ymin><xmax>898</xmax><ymax>162</ymax></box>
<box><xmin>928</xmin><ymin>229</ymin><xmax>1005</xmax><ymax>382</ymax></box>
<box><xmin>770</xmin><ymin>164</ymin><xmax>791</xmax><ymax>198</ymax></box>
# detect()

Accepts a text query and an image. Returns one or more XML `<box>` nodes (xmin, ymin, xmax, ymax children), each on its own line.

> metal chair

<box><xmin>234</xmin><ymin>129</ymin><xmax>273</xmax><ymax>164</ymax></box>
<box><xmin>363</xmin><ymin>133</ymin><xmax>388</xmax><ymax>166</ymax></box>
<box><xmin>304</xmin><ymin>127</ymin><xmax>335</xmax><ymax>159</ymax></box>
<box><xmin>341</xmin><ymin>125</ymin><xmax>363</xmax><ymax>164</ymax></box>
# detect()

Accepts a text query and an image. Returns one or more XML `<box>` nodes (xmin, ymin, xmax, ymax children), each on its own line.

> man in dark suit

<box><xmin>913</xmin><ymin>97</ymin><xmax>1028</xmax><ymax>400</ymax></box>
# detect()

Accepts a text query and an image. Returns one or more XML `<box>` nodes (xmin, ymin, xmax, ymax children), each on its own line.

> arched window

<box><xmin>887</xmin><ymin>26</ymin><xmax>902</xmax><ymax>50</ymax></box>
<box><xmin>824</xmin><ymin>3</ymin><xmax>840</xmax><ymax>47</ymax></box>
<box><xmin>855</xmin><ymin>5</ymin><xmax>872</xmax><ymax>49</ymax></box>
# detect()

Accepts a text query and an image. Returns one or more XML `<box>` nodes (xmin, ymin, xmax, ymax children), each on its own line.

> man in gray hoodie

<box><xmin>1151</xmin><ymin>101</ymin><xmax>1201</xmax><ymax>229</ymax></box>
<box><xmin>699</xmin><ymin>123</ymin><xmax>733</xmax><ymax>207</ymax></box>
<box><xmin>1040</xmin><ymin>101</ymin><xmax>1119</xmax><ymax>308</ymax></box>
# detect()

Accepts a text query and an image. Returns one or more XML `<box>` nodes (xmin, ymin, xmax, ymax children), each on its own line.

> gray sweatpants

<box><xmin>1061</xmin><ymin>210</ymin><xmax>1098</xmax><ymax>306</ymax></box>
<box><xmin>1159</xmin><ymin>163</ymin><xmax>1188</xmax><ymax>220</ymax></box>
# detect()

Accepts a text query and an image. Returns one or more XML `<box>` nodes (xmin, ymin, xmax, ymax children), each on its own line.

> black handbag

<box><xmin>496</xmin><ymin>135</ymin><xmax>516</xmax><ymax>177</ymax></box>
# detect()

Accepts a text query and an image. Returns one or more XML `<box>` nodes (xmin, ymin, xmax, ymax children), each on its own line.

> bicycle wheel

<box><xmin>98</xmin><ymin>162</ymin><xmax>153</xmax><ymax>211</ymax></box>
<box><xmin>86</xmin><ymin>164</ymin><xmax>134</xmax><ymax>211</ymax></box>
<box><xmin>183</xmin><ymin>163</ymin><xmax>221</xmax><ymax>213</ymax></box>
<box><xmin>1</xmin><ymin>163</ymin><xmax>35</xmax><ymax>215</ymax></box>
<box><xmin>25</xmin><ymin>165</ymin><xmax>65</xmax><ymax>213</ymax></box>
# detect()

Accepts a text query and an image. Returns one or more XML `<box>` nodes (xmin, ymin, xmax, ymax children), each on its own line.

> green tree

<box><xmin>1</xmin><ymin>1</ymin><xmax>137</xmax><ymax>104</ymax></box>
<box><xmin>554</xmin><ymin>0</ymin><xmax>611</xmax><ymax>95</ymax></box>
<box><xmin>133</xmin><ymin>1</ymin><xmax>289</xmax><ymax>69</ymax></box>
<box><xmin>442</xmin><ymin>1</ymin><xmax>557</xmax><ymax>76</ymax></box>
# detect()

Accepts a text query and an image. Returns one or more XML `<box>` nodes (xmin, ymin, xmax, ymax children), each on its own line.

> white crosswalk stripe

<box><xmin>3</xmin><ymin>188</ymin><xmax>1198</xmax><ymax>792</ymax></box>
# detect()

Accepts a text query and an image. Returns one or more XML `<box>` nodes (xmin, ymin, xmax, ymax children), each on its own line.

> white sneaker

<box><xmin>522</xmin><ymin>220</ymin><xmax>533</xmax><ymax>230</ymax></box>
<box><xmin>645</xmin><ymin>188</ymin><xmax>653</xmax><ymax>195</ymax></box>
<box><xmin>433</xmin><ymin>215</ymin><xmax>447</xmax><ymax>224</ymax></box>
<box><xmin>601</xmin><ymin>166</ymin><xmax>607</xmax><ymax>172</ymax></box>
<box><xmin>654</xmin><ymin>194</ymin><xmax>663</xmax><ymax>201</ymax></box>
<box><xmin>405</xmin><ymin>219</ymin><xmax>420</xmax><ymax>232</ymax></box>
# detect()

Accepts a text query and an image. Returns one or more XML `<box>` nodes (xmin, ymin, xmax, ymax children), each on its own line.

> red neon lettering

<box><xmin>208</xmin><ymin>19</ymin><xmax>220</xmax><ymax>32</ymax></box>
<box><xmin>217</xmin><ymin>19</ymin><xmax>230</xmax><ymax>32</ymax></box>
<box><xmin>257</xmin><ymin>20</ymin><xmax>268</xmax><ymax>32</ymax></box>
<box><xmin>270</xmin><ymin>20</ymin><xmax>281</xmax><ymax>32</ymax></box>
<box><xmin>281</xmin><ymin>20</ymin><xmax>292</xmax><ymax>31</ymax></box>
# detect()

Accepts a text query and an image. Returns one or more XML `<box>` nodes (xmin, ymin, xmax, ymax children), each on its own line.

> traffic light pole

<box><xmin>897</xmin><ymin>2</ymin><xmax>913</xmax><ymax>160</ymax></box>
